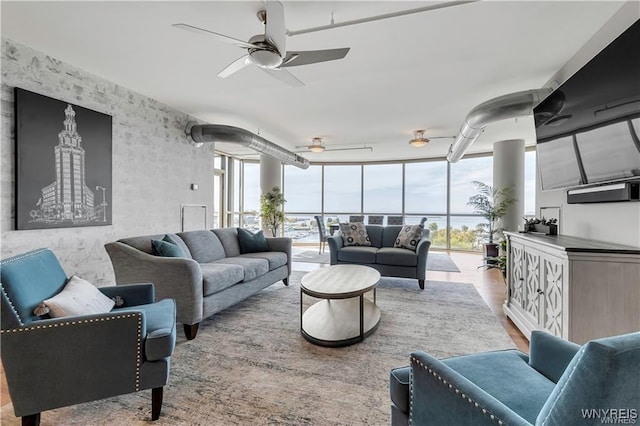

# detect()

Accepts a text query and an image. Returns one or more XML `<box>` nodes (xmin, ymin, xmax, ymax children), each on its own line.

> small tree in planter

<box><xmin>479</xmin><ymin>239</ymin><xmax>508</xmax><ymax>280</ymax></box>
<box><xmin>260</xmin><ymin>186</ymin><xmax>286</xmax><ymax>237</ymax></box>
<box><xmin>467</xmin><ymin>181</ymin><xmax>516</xmax><ymax>263</ymax></box>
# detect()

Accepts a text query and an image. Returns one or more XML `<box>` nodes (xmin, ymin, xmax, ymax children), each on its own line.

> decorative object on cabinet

<box><xmin>539</xmin><ymin>206</ymin><xmax>561</xmax><ymax>232</ymax></box>
<box><xmin>14</xmin><ymin>88</ymin><xmax>112</xmax><ymax>230</ymax></box>
<box><xmin>503</xmin><ymin>231</ymin><xmax>640</xmax><ymax>344</ymax></box>
<box><xmin>523</xmin><ymin>217</ymin><xmax>558</xmax><ymax>235</ymax></box>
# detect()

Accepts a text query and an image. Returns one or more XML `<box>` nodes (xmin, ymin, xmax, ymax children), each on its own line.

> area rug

<box><xmin>293</xmin><ymin>250</ymin><xmax>461</xmax><ymax>272</ymax></box>
<box><xmin>1</xmin><ymin>272</ymin><xmax>513</xmax><ymax>425</ymax></box>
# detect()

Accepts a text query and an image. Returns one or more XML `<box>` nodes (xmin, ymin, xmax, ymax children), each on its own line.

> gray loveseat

<box><xmin>327</xmin><ymin>225</ymin><xmax>431</xmax><ymax>289</ymax></box>
<box><xmin>105</xmin><ymin>228</ymin><xmax>291</xmax><ymax>339</ymax></box>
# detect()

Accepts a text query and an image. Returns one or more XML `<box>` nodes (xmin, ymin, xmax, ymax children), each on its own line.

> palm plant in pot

<box><xmin>467</xmin><ymin>181</ymin><xmax>516</xmax><ymax>271</ymax></box>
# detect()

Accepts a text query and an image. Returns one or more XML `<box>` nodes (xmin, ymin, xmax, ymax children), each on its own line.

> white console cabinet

<box><xmin>503</xmin><ymin>232</ymin><xmax>640</xmax><ymax>344</ymax></box>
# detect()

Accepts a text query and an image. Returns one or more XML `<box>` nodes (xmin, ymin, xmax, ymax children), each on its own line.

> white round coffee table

<box><xmin>300</xmin><ymin>264</ymin><xmax>381</xmax><ymax>347</ymax></box>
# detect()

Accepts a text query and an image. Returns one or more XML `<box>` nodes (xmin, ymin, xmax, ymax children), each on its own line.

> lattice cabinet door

<box><xmin>509</xmin><ymin>241</ymin><xmax>525</xmax><ymax>308</ymax></box>
<box><xmin>542</xmin><ymin>256</ymin><xmax>566</xmax><ymax>338</ymax></box>
<box><xmin>524</xmin><ymin>249</ymin><xmax>542</xmax><ymax>325</ymax></box>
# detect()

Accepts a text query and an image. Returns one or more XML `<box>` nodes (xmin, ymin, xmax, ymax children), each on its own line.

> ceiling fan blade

<box><xmin>281</xmin><ymin>48</ymin><xmax>350</xmax><ymax>68</ymax></box>
<box><xmin>325</xmin><ymin>146</ymin><xmax>373</xmax><ymax>152</ymax></box>
<box><xmin>218</xmin><ymin>55</ymin><xmax>252</xmax><ymax>78</ymax></box>
<box><xmin>260</xmin><ymin>68</ymin><xmax>304</xmax><ymax>87</ymax></box>
<box><xmin>265</xmin><ymin>0</ymin><xmax>286</xmax><ymax>55</ymax></box>
<box><xmin>173</xmin><ymin>23</ymin><xmax>259</xmax><ymax>49</ymax></box>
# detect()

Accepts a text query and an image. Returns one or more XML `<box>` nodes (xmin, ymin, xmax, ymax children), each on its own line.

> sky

<box><xmin>239</xmin><ymin>152</ymin><xmax>537</xmax><ymax>216</ymax></box>
<box><xmin>266</xmin><ymin>153</ymin><xmax>537</xmax><ymax>216</ymax></box>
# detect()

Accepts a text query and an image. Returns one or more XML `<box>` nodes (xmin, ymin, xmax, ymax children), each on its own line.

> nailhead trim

<box><xmin>0</xmin><ymin>284</ymin><xmax>23</xmax><ymax>325</ymax></box>
<box><xmin>0</xmin><ymin>313</ymin><xmax>140</xmax><ymax>334</ymax></box>
<box><xmin>0</xmin><ymin>248</ymin><xmax>49</xmax><ymax>266</ymax></box>
<box><xmin>410</xmin><ymin>356</ymin><xmax>506</xmax><ymax>425</ymax></box>
<box><xmin>0</xmin><ymin>249</ymin><xmax>52</xmax><ymax>325</ymax></box>
<box><xmin>136</xmin><ymin>315</ymin><xmax>142</xmax><ymax>391</ymax></box>
<box><xmin>0</xmin><ymin>312</ymin><xmax>143</xmax><ymax>391</ymax></box>
<box><xmin>409</xmin><ymin>368</ymin><xmax>414</xmax><ymax>425</ymax></box>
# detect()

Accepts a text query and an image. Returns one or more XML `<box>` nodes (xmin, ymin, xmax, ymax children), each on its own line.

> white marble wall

<box><xmin>1</xmin><ymin>38</ymin><xmax>215</xmax><ymax>284</ymax></box>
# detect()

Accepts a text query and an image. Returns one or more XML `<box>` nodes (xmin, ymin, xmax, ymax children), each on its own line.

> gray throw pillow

<box><xmin>340</xmin><ymin>222</ymin><xmax>371</xmax><ymax>247</ymax></box>
<box><xmin>152</xmin><ymin>235</ymin><xmax>187</xmax><ymax>258</ymax></box>
<box><xmin>394</xmin><ymin>225</ymin><xmax>424</xmax><ymax>251</ymax></box>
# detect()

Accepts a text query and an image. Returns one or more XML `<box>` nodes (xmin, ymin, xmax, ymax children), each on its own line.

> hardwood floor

<box><xmin>0</xmin><ymin>248</ymin><xmax>528</xmax><ymax>413</ymax></box>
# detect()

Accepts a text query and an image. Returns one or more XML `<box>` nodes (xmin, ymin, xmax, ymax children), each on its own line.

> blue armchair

<box><xmin>1</xmin><ymin>248</ymin><xmax>177</xmax><ymax>425</ymax></box>
<box><xmin>390</xmin><ymin>331</ymin><xmax>640</xmax><ymax>425</ymax></box>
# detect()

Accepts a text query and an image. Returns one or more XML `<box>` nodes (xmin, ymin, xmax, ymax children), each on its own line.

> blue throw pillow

<box><xmin>237</xmin><ymin>228</ymin><xmax>269</xmax><ymax>254</ymax></box>
<box><xmin>152</xmin><ymin>235</ymin><xmax>187</xmax><ymax>258</ymax></box>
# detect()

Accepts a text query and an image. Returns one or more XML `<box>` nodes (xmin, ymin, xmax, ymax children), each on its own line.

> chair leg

<box><xmin>283</xmin><ymin>277</ymin><xmax>289</xmax><ymax>286</ymax></box>
<box><xmin>22</xmin><ymin>413</ymin><xmax>40</xmax><ymax>426</ymax></box>
<box><xmin>418</xmin><ymin>279</ymin><xmax>425</xmax><ymax>290</ymax></box>
<box><xmin>183</xmin><ymin>323</ymin><xmax>199</xmax><ymax>340</ymax></box>
<box><xmin>151</xmin><ymin>387</ymin><xmax>163</xmax><ymax>421</ymax></box>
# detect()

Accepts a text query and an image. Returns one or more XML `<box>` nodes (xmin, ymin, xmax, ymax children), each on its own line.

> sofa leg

<box><xmin>184</xmin><ymin>323</ymin><xmax>199</xmax><ymax>340</ymax></box>
<box><xmin>22</xmin><ymin>413</ymin><xmax>40</xmax><ymax>426</ymax></box>
<box><xmin>283</xmin><ymin>277</ymin><xmax>289</xmax><ymax>286</ymax></box>
<box><xmin>418</xmin><ymin>279</ymin><xmax>425</xmax><ymax>290</ymax></box>
<box><xmin>151</xmin><ymin>387</ymin><xmax>163</xmax><ymax>421</ymax></box>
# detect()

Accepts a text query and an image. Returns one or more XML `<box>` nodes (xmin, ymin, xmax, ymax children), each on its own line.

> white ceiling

<box><xmin>0</xmin><ymin>1</ymin><xmax>626</xmax><ymax>162</ymax></box>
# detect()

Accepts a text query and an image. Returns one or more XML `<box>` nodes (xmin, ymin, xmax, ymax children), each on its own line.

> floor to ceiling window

<box><xmin>241</xmin><ymin>162</ymin><xmax>260</xmax><ymax>232</ymax></box>
<box><xmin>524</xmin><ymin>150</ymin><xmax>536</xmax><ymax>216</ymax></box>
<box><xmin>404</xmin><ymin>161</ymin><xmax>448</xmax><ymax>248</ymax></box>
<box><xmin>363</xmin><ymin>164</ymin><xmax>403</xmax><ymax>215</ymax></box>
<box><xmin>323</xmin><ymin>165</ymin><xmax>361</xmax><ymax>215</ymax></box>
<box><xmin>283</xmin><ymin>165</ymin><xmax>322</xmax><ymax>242</ymax></box>
<box><xmin>220</xmin><ymin>150</ymin><xmax>536</xmax><ymax>251</ymax></box>
<box><xmin>449</xmin><ymin>155</ymin><xmax>494</xmax><ymax>251</ymax></box>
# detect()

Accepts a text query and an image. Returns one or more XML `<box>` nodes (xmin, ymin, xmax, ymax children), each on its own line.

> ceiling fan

<box><xmin>173</xmin><ymin>0</ymin><xmax>350</xmax><ymax>87</ymax></box>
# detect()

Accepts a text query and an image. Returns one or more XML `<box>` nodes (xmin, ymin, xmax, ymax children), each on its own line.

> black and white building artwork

<box><xmin>15</xmin><ymin>88</ymin><xmax>112</xmax><ymax>230</ymax></box>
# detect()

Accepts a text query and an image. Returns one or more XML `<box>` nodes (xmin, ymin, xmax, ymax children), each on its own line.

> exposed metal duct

<box><xmin>187</xmin><ymin>123</ymin><xmax>310</xmax><ymax>169</ymax></box>
<box><xmin>447</xmin><ymin>88</ymin><xmax>554</xmax><ymax>163</ymax></box>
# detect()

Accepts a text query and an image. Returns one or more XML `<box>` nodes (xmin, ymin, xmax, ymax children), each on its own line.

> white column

<box><xmin>493</xmin><ymin>139</ymin><xmax>525</xmax><ymax>233</ymax></box>
<box><xmin>260</xmin><ymin>154</ymin><xmax>282</xmax><ymax>234</ymax></box>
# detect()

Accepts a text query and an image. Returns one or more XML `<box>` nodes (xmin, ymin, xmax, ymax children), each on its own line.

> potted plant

<box><xmin>479</xmin><ymin>239</ymin><xmax>508</xmax><ymax>280</ymax></box>
<box><xmin>260</xmin><ymin>186</ymin><xmax>286</xmax><ymax>237</ymax></box>
<box><xmin>467</xmin><ymin>181</ymin><xmax>516</xmax><ymax>263</ymax></box>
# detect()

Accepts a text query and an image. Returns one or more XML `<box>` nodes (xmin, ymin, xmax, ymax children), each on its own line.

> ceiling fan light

<box><xmin>249</xmin><ymin>49</ymin><xmax>283</xmax><ymax>69</ymax></box>
<box><xmin>308</xmin><ymin>137</ymin><xmax>325</xmax><ymax>153</ymax></box>
<box><xmin>409</xmin><ymin>130</ymin><xmax>429</xmax><ymax>147</ymax></box>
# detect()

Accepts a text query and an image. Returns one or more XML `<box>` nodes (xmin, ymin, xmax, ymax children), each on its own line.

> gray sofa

<box><xmin>328</xmin><ymin>225</ymin><xmax>431</xmax><ymax>289</ymax></box>
<box><xmin>105</xmin><ymin>228</ymin><xmax>291</xmax><ymax>339</ymax></box>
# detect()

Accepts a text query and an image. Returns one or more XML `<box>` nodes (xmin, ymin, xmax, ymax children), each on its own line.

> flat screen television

<box><xmin>534</xmin><ymin>19</ymin><xmax>640</xmax><ymax>191</ymax></box>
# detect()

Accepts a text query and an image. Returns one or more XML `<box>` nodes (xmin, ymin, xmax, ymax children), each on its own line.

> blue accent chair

<box><xmin>1</xmin><ymin>248</ymin><xmax>177</xmax><ymax>426</ymax></box>
<box><xmin>390</xmin><ymin>331</ymin><xmax>640</xmax><ymax>425</ymax></box>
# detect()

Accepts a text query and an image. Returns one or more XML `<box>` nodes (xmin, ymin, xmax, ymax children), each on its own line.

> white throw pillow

<box><xmin>43</xmin><ymin>275</ymin><xmax>115</xmax><ymax>318</ymax></box>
